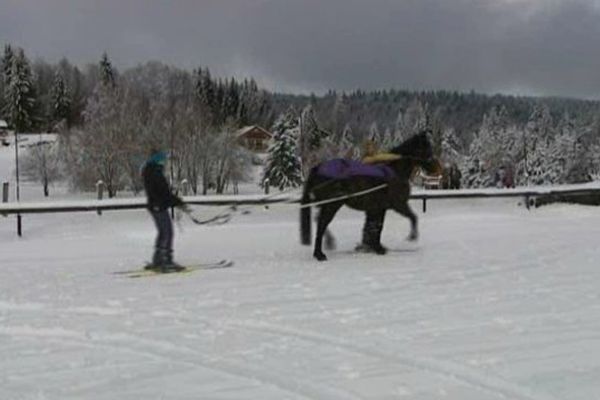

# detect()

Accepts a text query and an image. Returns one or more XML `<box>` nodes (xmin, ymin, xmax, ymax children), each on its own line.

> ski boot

<box><xmin>145</xmin><ymin>248</ymin><xmax>184</xmax><ymax>272</ymax></box>
<box><xmin>160</xmin><ymin>249</ymin><xmax>185</xmax><ymax>273</ymax></box>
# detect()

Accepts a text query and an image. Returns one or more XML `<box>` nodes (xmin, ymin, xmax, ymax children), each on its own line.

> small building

<box><xmin>0</xmin><ymin>119</ymin><xmax>8</xmax><ymax>135</ymax></box>
<box><xmin>0</xmin><ymin>119</ymin><xmax>9</xmax><ymax>146</ymax></box>
<box><xmin>236</xmin><ymin>125</ymin><xmax>272</xmax><ymax>152</ymax></box>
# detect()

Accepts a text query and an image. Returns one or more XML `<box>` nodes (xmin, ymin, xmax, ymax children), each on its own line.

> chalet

<box><xmin>0</xmin><ymin>120</ymin><xmax>9</xmax><ymax>145</ymax></box>
<box><xmin>0</xmin><ymin>119</ymin><xmax>8</xmax><ymax>135</ymax></box>
<box><xmin>236</xmin><ymin>125</ymin><xmax>272</xmax><ymax>152</ymax></box>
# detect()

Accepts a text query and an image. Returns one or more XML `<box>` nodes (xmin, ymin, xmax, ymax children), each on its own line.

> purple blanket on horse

<box><xmin>316</xmin><ymin>159</ymin><xmax>395</xmax><ymax>181</ymax></box>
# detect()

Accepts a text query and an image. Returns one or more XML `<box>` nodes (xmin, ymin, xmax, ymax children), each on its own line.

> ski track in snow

<box><xmin>1</xmin><ymin>326</ymin><xmax>363</xmax><ymax>400</ymax></box>
<box><xmin>225</xmin><ymin>320</ymin><xmax>556</xmax><ymax>400</ymax></box>
<box><xmin>3</xmin><ymin>200</ymin><xmax>599</xmax><ymax>399</ymax></box>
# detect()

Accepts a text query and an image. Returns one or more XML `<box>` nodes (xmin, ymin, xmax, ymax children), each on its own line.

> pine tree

<box><xmin>552</xmin><ymin>112</ymin><xmax>594</xmax><ymax>183</ymax></box>
<box><xmin>440</xmin><ymin>128</ymin><xmax>461</xmax><ymax>164</ymax></box>
<box><xmin>236</xmin><ymin>78</ymin><xmax>254</xmax><ymax>126</ymax></box>
<box><xmin>463</xmin><ymin>107</ymin><xmax>506</xmax><ymax>187</ymax></box>
<box><xmin>214</xmin><ymin>79</ymin><xmax>225</xmax><ymax>125</ymax></box>
<box><xmin>430</xmin><ymin>108</ymin><xmax>444</xmax><ymax>158</ymax></box>
<box><xmin>401</xmin><ymin>99</ymin><xmax>429</xmax><ymax>138</ymax></box>
<box><xmin>301</xmin><ymin>105</ymin><xmax>328</xmax><ymax>150</ymax></box>
<box><xmin>299</xmin><ymin>105</ymin><xmax>329</xmax><ymax>176</ymax></box>
<box><xmin>0</xmin><ymin>44</ymin><xmax>14</xmax><ymax>113</ymax></box>
<box><xmin>368</xmin><ymin>121</ymin><xmax>380</xmax><ymax>143</ymax></box>
<box><xmin>463</xmin><ymin>131</ymin><xmax>490</xmax><ymax>188</ymax></box>
<box><xmin>244</xmin><ymin>78</ymin><xmax>270</xmax><ymax>125</ymax></box>
<box><xmin>3</xmin><ymin>48</ymin><xmax>36</xmax><ymax>133</ymax></box>
<box><xmin>517</xmin><ymin>104</ymin><xmax>554</xmax><ymax>185</ymax></box>
<box><xmin>331</xmin><ymin>93</ymin><xmax>348</xmax><ymax>136</ymax></box>
<box><xmin>220</xmin><ymin>80</ymin><xmax>231</xmax><ymax>121</ymax></box>
<box><xmin>193</xmin><ymin>67</ymin><xmax>204</xmax><ymax>101</ymax></box>
<box><xmin>51</xmin><ymin>71</ymin><xmax>71</xmax><ymax>126</ymax></box>
<box><xmin>338</xmin><ymin>124</ymin><xmax>357</xmax><ymax>158</ymax></box>
<box><xmin>381</xmin><ymin>127</ymin><xmax>394</xmax><ymax>149</ymax></box>
<box><xmin>59</xmin><ymin>59</ymin><xmax>85</xmax><ymax>126</ymax></box>
<box><xmin>99</xmin><ymin>52</ymin><xmax>115</xmax><ymax>87</ymax></box>
<box><xmin>226</xmin><ymin>78</ymin><xmax>240</xmax><ymax>121</ymax></box>
<box><xmin>262</xmin><ymin>112</ymin><xmax>302</xmax><ymax>190</ymax></box>
<box><xmin>196</xmin><ymin>68</ymin><xmax>216</xmax><ymax>123</ymax></box>
<box><xmin>394</xmin><ymin>109</ymin><xmax>407</xmax><ymax>142</ymax></box>
<box><xmin>2</xmin><ymin>44</ymin><xmax>14</xmax><ymax>86</ymax></box>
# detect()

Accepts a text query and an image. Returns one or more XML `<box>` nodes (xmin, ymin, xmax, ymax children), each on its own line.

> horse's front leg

<box><xmin>314</xmin><ymin>204</ymin><xmax>341</xmax><ymax>261</ymax></box>
<box><xmin>393</xmin><ymin>202</ymin><xmax>418</xmax><ymax>241</ymax></box>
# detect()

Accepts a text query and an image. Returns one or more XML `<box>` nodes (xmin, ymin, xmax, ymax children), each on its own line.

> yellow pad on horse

<box><xmin>362</xmin><ymin>153</ymin><xmax>402</xmax><ymax>164</ymax></box>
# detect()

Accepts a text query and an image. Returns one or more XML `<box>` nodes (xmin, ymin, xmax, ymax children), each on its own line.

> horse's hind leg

<box><xmin>393</xmin><ymin>202</ymin><xmax>419</xmax><ymax>241</ymax></box>
<box><xmin>313</xmin><ymin>216</ymin><xmax>336</xmax><ymax>250</ymax></box>
<box><xmin>324</xmin><ymin>229</ymin><xmax>336</xmax><ymax>250</ymax></box>
<box><xmin>358</xmin><ymin>209</ymin><xmax>387</xmax><ymax>254</ymax></box>
<box><xmin>314</xmin><ymin>203</ymin><xmax>342</xmax><ymax>261</ymax></box>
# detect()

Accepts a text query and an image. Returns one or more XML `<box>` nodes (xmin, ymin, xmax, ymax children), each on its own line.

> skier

<box><xmin>142</xmin><ymin>149</ymin><xmax>188</xmax><ymax>271</ymax></box>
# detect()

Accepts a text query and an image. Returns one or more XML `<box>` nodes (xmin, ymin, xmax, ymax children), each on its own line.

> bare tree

<box><xmin>74</xmin><ymin>83</ymin><xmax>125</xmax><ymax>197</ymax></box>
<box><xmin>118</xmin><ymin>87</ymin><xmax>146</xmax><ymax>195</ymax></box>
<box><xmin>176</xmin><ymin>102</ymin><xmax>211</xmax><ymax>194</ymax></box>
<box><xmin>213</xmin><ymin>122</ymin><xmax>238</xmax><ymax>194</ymax></box>
<box><xmin>21</xmin><ymin>138</ymin><xmax>62</xmax><ymax>196</ymax></box>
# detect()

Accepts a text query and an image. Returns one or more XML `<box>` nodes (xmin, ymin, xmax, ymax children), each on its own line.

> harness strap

<box><xmin>299</xmin><ymin>184</ymin><xmax>388</xmax><ymax>209</ymax></box>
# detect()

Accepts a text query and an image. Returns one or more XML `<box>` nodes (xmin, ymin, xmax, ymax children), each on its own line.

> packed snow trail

<box><xmin>1</xmin><ymin>195</ymin><xmax>600</xmax><ymax>399</ymax></box>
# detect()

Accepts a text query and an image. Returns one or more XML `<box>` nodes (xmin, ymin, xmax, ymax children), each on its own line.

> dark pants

<box><xmin>150</xmin><ymin>209</ymin><xmax>173</xmax><ymax>264</ymax></box>
<box><xmin>361</xmin><ymin>209</ymin><xmax>386</xmax><ymax>248</ymax></box>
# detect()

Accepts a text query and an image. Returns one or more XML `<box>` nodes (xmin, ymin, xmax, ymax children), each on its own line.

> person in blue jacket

<box><xmin>142</xmin><ymin>149</ymin><xmax>188</xmax><ymax>271</ymax></box>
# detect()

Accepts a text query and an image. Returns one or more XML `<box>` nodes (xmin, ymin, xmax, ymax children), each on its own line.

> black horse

<box><xmin>300</xmin><ymin>131</ymin><xmax>442</xmax><ymax>261</ymax></box>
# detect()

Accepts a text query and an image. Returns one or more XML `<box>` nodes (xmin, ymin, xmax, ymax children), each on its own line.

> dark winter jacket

<box><xmin>142</xmin><ymin>161</ymin><xmax>183</xmax><ymax>211</ymax></box>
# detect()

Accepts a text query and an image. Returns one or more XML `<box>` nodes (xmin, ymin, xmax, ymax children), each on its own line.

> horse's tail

<box><xmin>300</xmin><ymin>167</ymin><xmax>317</xmax><ymax>245</ymax></box>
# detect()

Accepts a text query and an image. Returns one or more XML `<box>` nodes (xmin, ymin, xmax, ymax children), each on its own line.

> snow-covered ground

<box><xmin>2</xmin><ymin>137</ymin><xmax>600</xmax><ymax>399</ymax></box>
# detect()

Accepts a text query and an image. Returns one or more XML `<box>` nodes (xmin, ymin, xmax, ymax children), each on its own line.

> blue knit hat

<box><xmin>149</xmin><ymin>150</ymin><xmax>167</xmax><ymax>165</ymax></box>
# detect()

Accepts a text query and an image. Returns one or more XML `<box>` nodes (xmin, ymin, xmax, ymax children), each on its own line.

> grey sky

<box><xmin>2</xmin><ymin>0</ymin><xmax>600</xmax><ymax>98</ymax></box>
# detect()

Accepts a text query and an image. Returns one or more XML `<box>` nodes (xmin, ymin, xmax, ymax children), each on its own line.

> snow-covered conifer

<box><xmin>338</xmin><ymin>124</ymin><xmax>357</xmax><ymax>158</ymax></box>
<box><xmin>441</xmin><ymin>128</ymin><xmax>461</xmax><ymax>164</ymax></box>
<box><xmin>51</xmin><ymin>71</ymin><xmax>71</xmax><ymax>125</ymax></box>
<box><xmin>99</xmin><ymin>52</ymin><xmax>115</xmax><ymax>87</ymax></box>
<box><xmin>3</xmin><ymin>48</ymin><xmax>36</xmax><ymax>133</ymax></box>
<box><xmin>262</xmin><ymin>111</ymin><xmax>302</xmax><ymax>190</ymax></box>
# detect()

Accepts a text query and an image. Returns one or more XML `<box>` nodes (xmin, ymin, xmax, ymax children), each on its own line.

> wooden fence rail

<box><xmin>1</xmin><ymin>184</ymin><xmax>599</xmax><ymax>215</ymax></box>
<box><xmin>2</xmin><ymin>184</ymin><xmax>600</xmax><ymax>236</ymax></box>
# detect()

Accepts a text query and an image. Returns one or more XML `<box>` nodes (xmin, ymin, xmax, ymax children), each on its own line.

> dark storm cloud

<box><xmin>1</xmin><ymin>0</ymin><xmax>600</xmax><ymax>98</ymax></box>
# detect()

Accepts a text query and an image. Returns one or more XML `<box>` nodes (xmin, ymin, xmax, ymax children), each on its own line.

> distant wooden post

<box><xmin>180</xmin><ymin>179</ymin><xmax>189</xmax><ymax>196</ymax></box>
<box><xmin>96</xmin><ymin>180</ymin><xmax>104</xmax><ymax>216</ymax></box>
<box><xmin>1</xmin><ymin>182</ymin><xmax>8</xmax><ymax>220</ymax></box>
<box><xmin>264</xmin><ymin>179</ymin><xmax>270</xmax><ymax>195</ymax></box>
<box><xmin>422</xmin><ymin>197</ymin><xmax>427</xmax><ymax>213</ymax></box>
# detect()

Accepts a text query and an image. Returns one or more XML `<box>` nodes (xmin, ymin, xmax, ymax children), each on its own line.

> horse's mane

<box><xmin>389</xmin><ymin>130</ymin><xmax>430</xmax><ymax>156</ymax></box>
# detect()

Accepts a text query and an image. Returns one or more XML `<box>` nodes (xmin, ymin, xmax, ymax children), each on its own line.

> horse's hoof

<box><xmin>374</xmin><ymin>245</ymin><xmax>388</xmax><ymax>255</ymax></box>
<box><xmin>314</xmin><ymin>252</ymin><xmax>328</xmax><ymax>261</ymax></box>
<box><xmin>407</xmin><ymin>234</ymin><xmax>419</xmax><ymax>242</ymax></box>
<box><xmin>355</xmin><ymin>243</ymin><xmax>387</xmax><ymax>255</ymax></box>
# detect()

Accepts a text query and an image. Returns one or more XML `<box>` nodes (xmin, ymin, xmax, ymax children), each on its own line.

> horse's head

<box><xmin>389</xmin><ymin>130</ymin><xmax>442</xmax><ymax>177</ymax></box>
